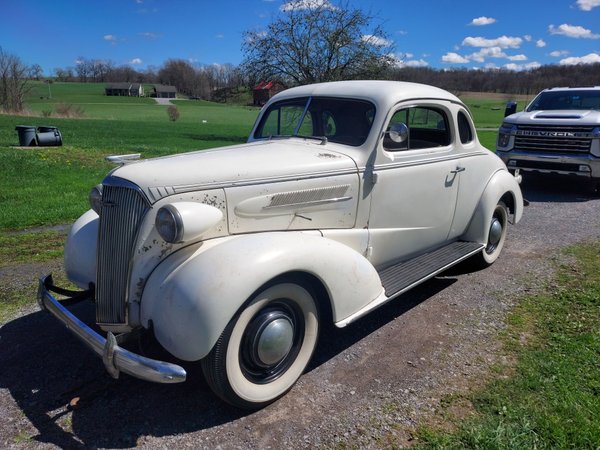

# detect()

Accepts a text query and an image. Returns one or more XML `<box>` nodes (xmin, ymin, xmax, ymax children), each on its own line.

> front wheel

<box><xmin>201</xmin><ymin>282</ymin><xmax>319</xmax><ymax>409</ymax></box>
<box><xmin>473</xmin><ymin>200</ymin><xmax>508</xmax><ymax>268</ymax></box>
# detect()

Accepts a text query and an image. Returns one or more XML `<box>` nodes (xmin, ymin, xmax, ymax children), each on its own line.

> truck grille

<box><xmin>515</xmin><ymin>125</ymin><xmax>595</xmax><ymax>153</ymax></box>
<box><xmin>96</xmin><ymin>181</ymin><xmax>150</xmax><ymax>325</ymax></box>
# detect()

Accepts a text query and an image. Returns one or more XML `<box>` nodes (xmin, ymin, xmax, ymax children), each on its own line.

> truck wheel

<box><xmin>201</xmin><ymin>282</ymin><xmax>319</xmax><ymax>409</ymax></box>
<box><xmin>474</xmin><ymin>201</ymin><xmax>508</xmax><ymax>267</ymax></box>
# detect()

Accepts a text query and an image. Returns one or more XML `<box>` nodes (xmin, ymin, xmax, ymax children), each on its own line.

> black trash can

<box><xmin>15</xmin><ymin>125</ymin><xmax>38</xmax><ymax>146</ymax></box>
<box><xmin>36</xmin><ymin>126</ymin><xmax>63</xmax><ymax>146</ymax></box>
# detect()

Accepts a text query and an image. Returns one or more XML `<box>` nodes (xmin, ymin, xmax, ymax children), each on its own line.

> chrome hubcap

<box><xmin>240</xmin><ymin>301</ymin><xmax>304</xmax><ymax>383</ymax></box>
<box><xmin>256</xmin><ymin>317</ymin><xmax>294</xmax><ymax>366</ymax></box>
<box><xmin>488</xmin><ymin>218</ymin><xmax>503</xmax><ymax>246</ymax></box>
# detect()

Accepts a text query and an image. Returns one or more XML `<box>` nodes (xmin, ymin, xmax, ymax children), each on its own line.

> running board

<box><xmin>378</xmin><ymin>241</ymin><xmax>484</xmax><ymax>298</ymax></box>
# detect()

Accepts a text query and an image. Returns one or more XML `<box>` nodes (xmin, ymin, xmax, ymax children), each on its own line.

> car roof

<box><xmin>269</xmin><ymin>80</ymin><xmax>463</xmax><ymax>112</ymax></box>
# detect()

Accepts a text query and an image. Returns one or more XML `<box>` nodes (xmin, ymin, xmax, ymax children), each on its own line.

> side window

<box><xmin>457</xmin><ymin>111</ymin><xmax>474</xmax><ymax>144</ymax></box>
<box><xmin>384</xmin><ymin>106</ymin><xmax>450</xmax><ymax>151</ymax></box>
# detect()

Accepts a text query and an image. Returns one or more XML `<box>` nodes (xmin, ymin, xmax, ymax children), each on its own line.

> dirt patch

<box><xmin>1</xmin><ymin>174</ymin><xmax>599</xmax><ymax>449</ymax></box>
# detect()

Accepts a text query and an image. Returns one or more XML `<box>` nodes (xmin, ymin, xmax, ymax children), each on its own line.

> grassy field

<box><xmin>1</xmin><ymin>82</ymin><xmax>258</xmax><ymax>230</ymax></box>
<box><xmin>1</xmin><ymin>82</ymin><xmax>504</xmax><ymax>231</ymax></box>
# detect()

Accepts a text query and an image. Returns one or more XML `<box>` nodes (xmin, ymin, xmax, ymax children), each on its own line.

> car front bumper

<box><xmin>37</xmin><ymin>274</ymin><xmax>186</xmax><ymax>384</ymax></box>
<box><xmin>496</xmin><ymin>150</ymin><xmax>600</xmax><ymax>179</ymax></box>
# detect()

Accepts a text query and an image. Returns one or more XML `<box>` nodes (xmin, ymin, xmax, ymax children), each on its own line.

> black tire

<box><xmin>473</xmin><ymin>200</ymin><xmax>508</xmax><ymax>268</ymax></box>
<box><xmin>201</xmin><ymin>281</ymin><xmax>319</xmax><ymax>409</ymax></box>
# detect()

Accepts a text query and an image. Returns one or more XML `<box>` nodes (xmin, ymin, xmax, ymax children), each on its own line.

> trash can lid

<box><xmin>15</xmin><ymin>125</ymin><xmax>36</xmax><ymax>130</ymax></box>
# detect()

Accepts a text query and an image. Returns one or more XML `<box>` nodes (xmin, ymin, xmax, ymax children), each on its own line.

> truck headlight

<box><xmin>497</xmin><ymin>123</ymin><xmax>516</xmax><ymax>149</ymax></box>
<box><xmin>155</xmin><ymin>202</ymin><xmax>223</xmax><ymax>244</ymax></box>
<box><xmin>89</xmin><ymin>185</ymin><xmax>103</xmax><ymax>214</ymax></box>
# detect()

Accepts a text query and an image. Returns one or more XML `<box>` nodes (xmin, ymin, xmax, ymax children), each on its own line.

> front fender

<box><xmin>462</xmin><ymin>169</ymin><xmax>524</xmax><ymax>244</ymax></box>
<box><xmin>140</xmin><ymin>232</ymin><xmax>383</xmax><ymax>361</ymax></box>
<box><xmin>64</xmin><ymin>209</ymin><xmax>98</xmax><ymax>289</ymax></box>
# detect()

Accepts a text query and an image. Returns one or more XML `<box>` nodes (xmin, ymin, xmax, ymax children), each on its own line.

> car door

<box><xmin>366</xmin><ymin>103</ymin><xmax>461</xmax><ymax>268</ymax></box>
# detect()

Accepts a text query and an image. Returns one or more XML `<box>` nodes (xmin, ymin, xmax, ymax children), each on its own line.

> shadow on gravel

<box><xmin>520</xmin><ymin>173</ymin><xmax>597</xmax><ymax>203</ymax></box>
<box><xmin>0</xmin><ymin>277</ymin><xmax>456</xmax><ymax>448</ymax></box>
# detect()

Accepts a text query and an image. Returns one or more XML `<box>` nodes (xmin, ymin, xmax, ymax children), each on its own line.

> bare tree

<box><xmin>241</xmin><ymin>0</ymin><xmax>394</xmax><ymax>85</ymax></box>
<box><xmin>0</xmin><ymin>47</ymin><xmax>31</xmax><ymax>112</ymax></box>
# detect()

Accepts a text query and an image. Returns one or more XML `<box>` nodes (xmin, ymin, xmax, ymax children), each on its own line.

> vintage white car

<box><xmin>38</xmin><ymin>80</ymin><xmax>523</xmax><ymax>409</ymax></box>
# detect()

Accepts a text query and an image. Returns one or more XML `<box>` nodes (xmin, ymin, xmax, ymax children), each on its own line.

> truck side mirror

<box><xmin>504</xmin><ymin>101</ymin><xmax>517</xmax><ymax>117</ymax></box>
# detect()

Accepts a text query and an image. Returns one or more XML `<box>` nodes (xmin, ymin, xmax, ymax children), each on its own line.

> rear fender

<box><xmin>462</xmin><ymin>169</ymin><xmax>523</xmax><ymax>244</ymax></box>
<box><xmin>140</xmin><ymin>232</ymin><xmax>383</xmax><ymax>361</ymax></box>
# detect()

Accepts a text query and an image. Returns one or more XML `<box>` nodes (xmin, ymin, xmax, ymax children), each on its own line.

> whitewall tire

<box><xmin>201</xmin><ymin>281</ymin><xmax>319</xmax><ymax>409</ymax></box>
<box><xmin>476</xmin><ymin>200</ymin><xmax>508</xmax><ymax>267</ymax></box>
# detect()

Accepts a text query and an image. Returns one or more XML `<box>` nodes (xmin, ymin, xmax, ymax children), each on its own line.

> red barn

<box><xmin>252</xmin><ymin>81</ymin><xmax>286</xmax><ymax>106</ymax></box>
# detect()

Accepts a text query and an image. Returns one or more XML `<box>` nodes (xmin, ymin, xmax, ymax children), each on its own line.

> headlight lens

<box><xmin>89</xmin><ymin>185</ymin><xmax>103</xmax><ymax>214</ymax></box>
<box><xmin>155</xmin><ymin>205</ymin><xmax>183</xmax><ymax>243</ymax></box>
<box><xmin>497</xmin><ymin>132</ymin><xmax>511</xmax><ymax>148</ymax></box>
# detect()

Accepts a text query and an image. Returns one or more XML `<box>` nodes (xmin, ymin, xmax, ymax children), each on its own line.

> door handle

<box><xmin>451</xmin><ymin>166</ymin><xmax>466</xmax><ymax>174</ymax></box>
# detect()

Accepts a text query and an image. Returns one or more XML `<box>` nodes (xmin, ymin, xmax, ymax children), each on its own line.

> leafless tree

<box><xmin>241</xmin><ymin>0</ymin><xmax>394</xmax><ymax>85</ymax></box>
<box><xmin>0</xmin><ymin>47</ymin><xmax>32</xmax><ymax>112</ymax></box>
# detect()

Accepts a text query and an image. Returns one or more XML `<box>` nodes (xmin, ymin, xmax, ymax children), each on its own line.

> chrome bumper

<box><xmin>37</xmin><ymin>274</ymin><xmax>186</xmax><ymax>384</ymax></box>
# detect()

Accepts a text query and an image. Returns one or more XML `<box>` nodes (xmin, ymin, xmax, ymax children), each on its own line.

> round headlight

<box><xmin>155</xmin><ymin>205</ymin><xmax>183</xmax><ymax>243</ymax></box>
<box><xmin>89</xmin><ymin>185</ymin><xmax>103</xmax><ymax>214</ymax></box>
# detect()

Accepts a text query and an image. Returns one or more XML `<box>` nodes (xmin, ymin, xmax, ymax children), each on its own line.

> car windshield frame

<box><xmin>526</xmin><ymin>89</ymin><xmax>600</xmax><ymax>112</ymax></box>
<box><xmin>254</xmin><ymin>96</ymin><xmax>376</xmax><ymax>147</ymax></box>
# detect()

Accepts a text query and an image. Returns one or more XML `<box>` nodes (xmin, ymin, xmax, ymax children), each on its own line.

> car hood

<box><xmin>506</xmin><ymin>109</ymin><xmax>600</xmax><ymax>126</ymax></box>
<box><xmin>109</xmin><ymin>139</ymin><xmax>358</xmax><ymax>203</ymax></box>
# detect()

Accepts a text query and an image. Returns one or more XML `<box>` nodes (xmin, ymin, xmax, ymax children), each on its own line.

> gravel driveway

<box><xmin>1</xmin><ymin>174</ymin><xmax>599</xmax><ymax>449</ymax></box>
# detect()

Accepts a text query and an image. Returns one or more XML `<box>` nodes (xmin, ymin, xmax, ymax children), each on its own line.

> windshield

<box><xmin>527</xmin><ymin>90</ymin><xmax>600</xmax><ymax>111</ymax></box>
<box><xmin>254</xmin><ymin>97</ymin><xmax>376</xmax><ymax>146</ymax></box>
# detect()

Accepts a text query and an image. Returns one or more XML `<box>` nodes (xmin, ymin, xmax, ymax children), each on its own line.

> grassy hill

<box><xmin>1</xmin><ymin>82</ymin><xmax>502</xmax><ymax>230</ymax></box>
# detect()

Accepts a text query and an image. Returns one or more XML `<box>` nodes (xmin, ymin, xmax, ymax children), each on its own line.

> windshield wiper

<box><xmin>267</xmin><ymin>134</ymin><xmax>328</xmax><ymax>145</ymax></box>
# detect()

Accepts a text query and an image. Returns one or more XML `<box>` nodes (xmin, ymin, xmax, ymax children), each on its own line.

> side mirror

<box><xmin>504</xmin><ymin>101</ymin><xmax>517</xmax><ymax>117</ymax></box>
<box><xmin>388</xmin><ymin>122</ymin><xmax>409</xmax><ymax>143</ymax></box>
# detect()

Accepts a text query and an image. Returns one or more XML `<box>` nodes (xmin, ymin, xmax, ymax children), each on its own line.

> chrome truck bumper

<box><xmin>37</xmin><ymin>274</ymin><xmax>186</xmax><ymax>384</ymax></box>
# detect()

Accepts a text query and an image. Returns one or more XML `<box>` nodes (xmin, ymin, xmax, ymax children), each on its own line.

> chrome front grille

<box><xmin>515</xmin><ymin>125</ymin><xmax>595</xmax><ymax>153</ymax></box>
<box><xmin>96</xmin><ymin>181</ymin><xmax>150</xmax><ymax>325</ymax></box>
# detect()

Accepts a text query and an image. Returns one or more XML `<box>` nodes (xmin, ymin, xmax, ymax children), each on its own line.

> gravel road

<box><xmin>1</xmin><ymin>174</ymin><xmax>599</xmax><ymax>449</ymax></box>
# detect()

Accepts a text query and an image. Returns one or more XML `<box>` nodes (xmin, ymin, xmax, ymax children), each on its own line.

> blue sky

<box><xmin>1</xmin><ymin>0</ymin><xmax>599</xmax><ymax>75</ymax></box>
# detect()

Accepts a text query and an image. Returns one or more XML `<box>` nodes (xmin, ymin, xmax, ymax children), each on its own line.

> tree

<box><xmin>0</xmin><ymin>47</ymin><xmax>31</xmax><ymax>112</ymax></box>
<box><xmin>241</xmin><ymin>0</ymin><xmax>394</xmax><ymax>85</ymax></box>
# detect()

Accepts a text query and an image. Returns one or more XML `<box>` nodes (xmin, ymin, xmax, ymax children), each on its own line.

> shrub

<box><xmin>55</xmin><ymin>103</ymin><xmax>84</xmax><ymax>118</ymax></box>
<box><xmin>167</xmin><ymin>105</ymin><xmax>180</xmax><ymax>122</ymax></box>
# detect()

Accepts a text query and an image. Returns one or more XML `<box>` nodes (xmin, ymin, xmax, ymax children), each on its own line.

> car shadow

<box><xmin>519</xmin><ymin>173</ymin><xmax>597</xmax><ymax>203</ymax></box>
<box><xmin>0</xmin><ymin>277</ymin><xmax>455</xmax><ymax>448</ymax></box>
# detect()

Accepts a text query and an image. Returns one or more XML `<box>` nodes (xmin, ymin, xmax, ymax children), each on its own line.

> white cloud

<box><xmin>549</xmin><ymin>24</ymin><xmax>600</xmax><ymax>39</ymax></box>
<box><xmin>507</xmin><ymin>54</ymin><xmax>528</xmax><ymax>61</ymax></box>
<box><xmin>536</xmin><ymin>39</ymin><xmax>547</xmax><ymax>47</ymax></box>
<box><xmin>404</xmin><ymin>52</ymin><xmax>414</xmax><ymax>58</ymax></box>
<box><xmin>503</xmin><ymin>61</ymin><xmax>541</xmax><ymax>71</ymax></box>
<box><xmin>215</xmin><ymin>33</ymin><xmax>224</xmax><ymax>39</ymax></box>
<box><xmin>559</xmin><ymin>52</ymin><xmax>600</xmax><ymax>65</ymax></box>
<box><xmin>468</xmin><ymin>46</ymin><xmax>508</xmax><ymax>62</ymax></box>
<box><xmin>404</xmin><ymin>59</ymin><xmax>428</xmax><ymax>67</ymax></box>
<box><xmin>470</xmin><ymin>16</ymin><xmax>496</xmax><ymax>26</ymax></box>
<box><xmin>361</xmin><ymin>34</ymin><xmax>393</xmax><ymax>47</ymax></box>
<box><xmin>576</xmin><ymin>0</ymin><xmax>600</xmax><ymax>11</ymax></box>
<box><xmin>139</xmin><ymin>32</ymin><xmax>160</xmax><ymax>39</ymax></box>
<box><xmin>462</xmin><ymin>35</ymin><xmax>523</xmax><ymax>48</ymax></box>
<box><xmin>549</xmin><ymin>50</ymin><xmax>569</xmax><ymax>57</ymax></box>
<box><xmin>523</xmin><ymin>35</ymin><xmax>532</xmax><ymax>42</ymax></box>
<box><xmin>129</xmin><ymin>58</ymin><xmax>143</xmax><ymax>65</ymax></box>
<box><xmin>103</xmin><ymin>34</ymin><xmax>117</xmax><ymax>43</ymax></box>
<box><xmin>280</xmin><ymin>0</ymin><xmax>336</xmax><ymax>12</ymax></box>
<box><xmin>442</xmin><ymin>52</ymin><xmax>469</xmax><ymax>63</ymax></box>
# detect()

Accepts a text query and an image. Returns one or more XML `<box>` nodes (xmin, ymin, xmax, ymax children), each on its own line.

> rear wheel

<box><xmin>201</xmin><ymin>281</ymin><xmax>319</xmax><ymax>409</ymax></box>
<box><xmin>474</xmin><ymin>201</ymin><xmax>508</xmax><ymax>267</ymax></box>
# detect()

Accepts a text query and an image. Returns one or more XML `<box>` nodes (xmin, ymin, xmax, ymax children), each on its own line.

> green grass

<box><xmin>416</xmin><ymin>242</ymin><xmax>600</xmax><ymax>449</ymax></box>
<box><xmin>1</xmin><ymin>83</ymin><xmax>258</xmax><ymax>231</ymax></box>
<box><xmin>1</xmin><ymin>82</ymin><xmax>505</xmax><ymax>231</ymax></box>
<box><xmin>0</xmin><ymin>230</ymin><xmax>67</xmax><ymax>267</ymax></box>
